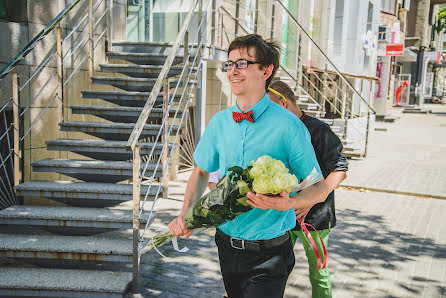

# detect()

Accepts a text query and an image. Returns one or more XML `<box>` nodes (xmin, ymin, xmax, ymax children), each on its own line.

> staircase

<box><xmin>0</xmin><ymin>41</ymin><xmax>186</xmax><ymax>296</ymax></box>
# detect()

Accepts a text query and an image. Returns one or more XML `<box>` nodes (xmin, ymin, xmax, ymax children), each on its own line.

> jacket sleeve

<box><xmin>312</xmin><ymin>123</ymin><xmax>348</xmax><ymax>175</ymax></box>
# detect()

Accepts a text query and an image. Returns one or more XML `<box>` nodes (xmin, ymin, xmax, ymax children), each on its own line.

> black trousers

<box><xmin>215</xmin><ymin>229</ymin><xmax>295</xmax><ymax>298</ymax></box>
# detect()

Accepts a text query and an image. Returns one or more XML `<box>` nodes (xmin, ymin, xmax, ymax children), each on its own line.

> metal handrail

<box><xmin>0</xmin><ymin>0</ymin><xmax>81</xmax><ymax>79</ymax></box>
<box><xmin>127</xmin><ymin>0</ymin><xmax>199</xmax><ymax>150</ymax></box>
<box><xmin>274</xmin><ymin>0</ymin><xmax>375</xmax><ymax>113</ymax></box>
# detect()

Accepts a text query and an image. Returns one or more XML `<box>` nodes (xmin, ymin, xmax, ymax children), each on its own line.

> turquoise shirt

<box><xmin>193</xmin><ymin>93</ymin><xmax>322</xmax><ymax>240</ymax></box>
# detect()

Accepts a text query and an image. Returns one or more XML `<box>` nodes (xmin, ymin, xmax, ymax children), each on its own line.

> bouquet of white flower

<box><xmin>144</xmin><ymin>155</ymin><xmax>300</xmax><ymax>251</ymax></box>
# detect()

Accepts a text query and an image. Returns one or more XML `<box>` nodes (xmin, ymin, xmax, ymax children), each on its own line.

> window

<box><xmin>0</xmin><ymin>0</ymin><xmax>7</xmax><ymax>19</ymax></box>
<box><xmin>381</xmin><ymin>0</ymin><xmax>396</xmax><ymax>14</ymax></box>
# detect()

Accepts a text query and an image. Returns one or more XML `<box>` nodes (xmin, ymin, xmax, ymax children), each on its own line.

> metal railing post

<box><xmin>132</xmin><ymin>146</ymin><xmax>141</xmax><ymax>291</ymax></box>
<box><xmin>350</xmin><ymin>87</ymin><xmax>354</xmax><ymax>119</ymax></box>
<box><xmin>270</xmin><ymin>2</ymin><xmax>275</xmax><ymax>40</ymax></box>
<box><xmin>56</xmin><ymin>25</ymin><xmax>64</xmax><ymax>125</ymax></box>
<box><xmin>211</xmin><ymin>0</ymin><xmax>216</xmax><ymax>50</ymax></box>
<box><xmin>198</xmin><ymin>0</ymin><xmax>203</xmax><ymax>59</ymax></box>
<box><xmin>323</xmin><ymin>65</ymin><xmax>328</xmax><ymax>115</ymax></box>
<box><xmin>359</xmin><ymin>79</ymin><xmax>364</xmax><ymax>116</ymax></box>
<box><xmin>12</xmin><ymin>72</ymin><xmax>20</xmax><ymax>187</ymax></box>
<box><xmin>183</xmin><ymin>31</ymin><xmax>189</xmax><ymax>96</ymax></box>
<box><xmin>235</xmin><ymin>0</ymin><xmax>240</xmax><ymax>35</ymax></box>
<box><xmin>254</xmin><ymin>0</ymin><xmax>259</xmax><ymax>34</ymax></box>
<box><xmin>341</xmin><ymin>81</ymin><xmax>346</xmax><ymax>119</ymax></box>
<box><xmin>106</xmin><ymin>0</ymin><xmax>113</xmax><ymax>53</ymax></box>
<box><xmin>162</xmin><ymin>78</ymin><xmax>169</xmax><ymax>200</ymax></box>
<box><xmin>88</xmin><ymin>0</ymin><xmax>94</xmax><ymax>77</ymax></box>
<box><xmin>219</xmin><ymin>11</ymin><xmax>223</xmax><ymax>47</ymax></box>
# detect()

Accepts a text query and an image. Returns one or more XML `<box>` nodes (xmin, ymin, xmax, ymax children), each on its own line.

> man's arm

<box><xmin>168</xmin><ymin>166</ymin><xmax>209</xmax><ymax>237</ymax></box>
<box><xmin>246</xmin><ymin>179</ymin><xmax>328</xmax><ymax>211</ymax></box>
<box><xmin>295</xmin><ymin>170</ymin><xmax>346</xmax><ymax>219</ymax></box>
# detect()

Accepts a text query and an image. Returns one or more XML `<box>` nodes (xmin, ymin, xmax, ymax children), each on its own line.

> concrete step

<box><xmin>303</xmin><ymin>110</ymin><xmax>325</xmax><ymax>118</ymax></box>
<box><xmin>0</xmin><ymin>205</ymin><xmax>153</xmax><ymax>229</ymax></box>
<box><xmin>0</xmin><ymin>267</ymin><xmax>131</xmax><ymax>297</ymax></box>
<box><xmin>81</xmin><ymin>90</ymin><xmax>182</xmax><ymax>107</ymax></box>
<box><xmin>112</xmin><ymin>41</ymin><xmax>197</xmax><ymax>54</ymax></box>
<box><xmin>106</xmin><ymin>51</ymin><xmax>183</xmax><ymax>65</ymax></box>
<box><xmin>15</xmin><ymin>181</ymin><xmax>162</xmax><ymax>202</ymax></box>
<box><xmin>0</xmin><ymin>234</ymin><xmax>132</xmax><ymax>262</ymax></box>
<box><xmin>298</xmin><ymin>102</ymin><xmax>320</xmax><ymax>110</ymax></box>
<box><xmin>70</xmin><ymin>105</ymin><xmax>183</xmax><ymax>123</ymax></box>
<box><xmin>31</xmin><ymin>159</ymin><xmax>162</xmax><ymax>183</ymax></box>
<box><xmin>59</xmin><ymin>121</ymin><xmax>181</xmax><ymax>141</ymax></box>
<box><xmin>320</xmin><ymin>119</ymin><xmax>334</xmax><ymax>125</ymax></box>
<box><xmin>99</xmin><ymin>64</ymin><xmax>185</xmax><ymax>78</ymax></box>
<box><xmin>46</xmin><ymin>139</ymin><xmax>174</xmax><ymax>160</ymax></box>
<box><xmin>91</xmin><ymin>76</ymin><xmax>183</xmax><ymax>92</ymax></box>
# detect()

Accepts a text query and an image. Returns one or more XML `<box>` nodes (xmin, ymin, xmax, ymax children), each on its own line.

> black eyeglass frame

<box><xmin>221</xmin><ymin>59</ymin><xmax>261</xmax><ymax>71</ymax></box>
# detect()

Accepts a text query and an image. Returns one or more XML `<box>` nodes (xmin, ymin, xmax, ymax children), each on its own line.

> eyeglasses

<box><xmin>267</xmin><ymin>87</ymin><xmax>287</xmax><ymax>102</ymax></box>
<box><xmin>222</xmin><ymin>59</ymin><xmax>260</xmax><ymax>71</ymax></box>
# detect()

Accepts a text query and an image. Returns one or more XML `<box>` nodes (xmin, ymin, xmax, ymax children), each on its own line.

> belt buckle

<box><xmin>230</xmin><ymin>237</ymin><xmax>245</xmax><ymax>250</ymax></box>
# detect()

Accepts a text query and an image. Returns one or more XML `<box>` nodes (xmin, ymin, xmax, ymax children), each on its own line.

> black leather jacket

<box><xmin>292</xmin><ymin>112</ymin><xmax>348</xmax><ymax>231</ymax></box>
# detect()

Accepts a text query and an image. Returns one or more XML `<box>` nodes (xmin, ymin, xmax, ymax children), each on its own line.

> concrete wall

<box><xmin>0</xmin><ymin>0</ymin><xmax>127</xmax><ymax>205</ymax></box>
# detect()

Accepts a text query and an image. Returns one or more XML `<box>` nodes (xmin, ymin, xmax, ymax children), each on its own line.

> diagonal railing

<box><xmin>274</xmin><ymin>0</ymin><xmax>375</xmax><ymax>115</ymax></box>
<box><xmin>0</xmin><ymin>0</ymin><xmax>112</xmax><ymax>210</ymax></box>
<box><xmin>126</xmin><ymin>0</ymin><xmax>213</xmax><ymax>288</ymax></box>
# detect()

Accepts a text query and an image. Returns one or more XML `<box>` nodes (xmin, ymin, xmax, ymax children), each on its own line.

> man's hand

<box><xmin>246</xmin><ymin>190</ymin><xmax>294</xmax><ymax>211</ymax></box>
<box><xmin>295</xmin><ymin>206</ymin><xmax>312</xmax><ymax>223</ymax></box>
<box><xmin>168</xmin><ymin>216</ymin><xmax>193</xmax><ymax>238</ymax></box>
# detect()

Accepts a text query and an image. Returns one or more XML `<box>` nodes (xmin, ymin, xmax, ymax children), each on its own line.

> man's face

<box><xmin>227</xmin><ymin>47</ymin><xmax>268</xmax><ymax>97</ymax></box>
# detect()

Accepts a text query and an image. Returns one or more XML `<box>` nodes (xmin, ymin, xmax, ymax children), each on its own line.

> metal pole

<box><xmin>350</xmin><ymin>86</ymin><xmax>354</xmax><ymax>119</ymax></box>
<box><xmin>323</xmin><ymin>65</ymin><xmax>328</xmax><ymax>115</ymax></box>
<box><xmin>254</xmin><ymin>0</ymin><xmax>259</xmax><ymax>34</ymax></box>
<box><xmin>88</xmin><ymin>0</ymin><xmax>94</xmax><ymax>77</ymax></box>
<box><xmin>341</xmin><ymin>81</ymin><xmax>346</xmax><ymax>119</ymax></box>
<box><xmin>106</xmin><ymin>0</ymin><xmax>113</xmax><ymax>53</ymax></box>
<box><xmin>56</xmin><ymin>25</ymin><xmax>64</xmax><ymax>125</ymax></box>
<box><xmin>162</xmin><ymin>78</ymin><xmax>169</xmax><ymax>200</ymax></box>
<box><xmin>211</xmin><ymin>0</ymin><xmax>216</xmax><ymax>50</ymax></box>
<box><xmin>132</xmin><ymin>145</ymin><xmax>141</xmax><ymax>291</ymax></box>
<box><xmin>359</xmin><ymin>79</ymin><xmax>364</xmax><ymax>116</ymax></box>
<box><xmin>183</xmin><ymin>31</ymin><xmax>189</xmax><ymax>97</ymax></box>
<box><xmin>270</xmin><ymin>3</ymin><xmax>275</xmax><ymax>40</ymax></box>
<box><xmin>12</xmin><ymin>72</ymin><xmax>20</xmax><ymax>188</ymax></box>
<box><xmin>235</xmin><ymin>0</ymin><xmax>240</xmax><ymax>35</ymax></box>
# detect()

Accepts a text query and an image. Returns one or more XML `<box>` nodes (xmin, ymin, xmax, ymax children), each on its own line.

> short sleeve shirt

<box><xmin>193</xmin><ymin>93</ymin><xmax>322</xmax><ymax>240</ymax></box>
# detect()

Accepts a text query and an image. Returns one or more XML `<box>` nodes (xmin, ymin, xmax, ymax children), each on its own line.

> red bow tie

<box><xmin>232</xmin><ymin>110</ymin><xmax>254</xmax><ymax>123</ymax></box>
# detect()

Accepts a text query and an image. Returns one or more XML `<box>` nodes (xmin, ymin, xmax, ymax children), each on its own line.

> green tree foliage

<box><xmin>436</xmin><ymin>6</ymin><xmax>446</xmax><ymax>34</ymax></box>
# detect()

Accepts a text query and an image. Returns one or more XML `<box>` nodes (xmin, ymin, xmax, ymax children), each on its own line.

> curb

<box><xmin>339</xmin><ymin>184</ymin><xmax>446</xmax><ymax>200</ymax></box>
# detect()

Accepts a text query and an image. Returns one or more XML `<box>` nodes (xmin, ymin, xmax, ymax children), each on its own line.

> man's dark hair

<box><xmin>228</xmin><ymin>34</ymin><xmax>281</xmax><ymax>89</ymax></box>
<box><xmin>269</xmin><ymin>80</ymin><xmax>297</xmax><ymax>105</ymax></box>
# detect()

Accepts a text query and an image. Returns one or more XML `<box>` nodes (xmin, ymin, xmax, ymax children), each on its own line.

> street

<box><xmin>137</xmin><ymin>104</ymin><xmax>446</xmax><ymax>297</ymax></box>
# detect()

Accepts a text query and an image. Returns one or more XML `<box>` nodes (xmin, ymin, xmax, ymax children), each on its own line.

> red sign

<box><xmin>386</xmin><ymin>44</ymin><xmax>404</xmax><ymax>56</ymax></box>
<box><xmin>437</xmin><ymin>51</ymin><xmax>442</xmax><ymax>64</ymax></box>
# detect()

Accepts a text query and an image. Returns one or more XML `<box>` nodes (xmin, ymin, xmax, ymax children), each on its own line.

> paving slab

<box><xmin>341</xmin><ymin>104</ymin><xmax>446</xmax><ymax>199</ymax></box>
<box><xmin>135</xmin><ymin>170</ymin><xmax>446</xmax><ymax>297</ymax></box>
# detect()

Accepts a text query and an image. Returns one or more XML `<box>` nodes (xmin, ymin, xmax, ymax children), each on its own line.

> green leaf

<box><xmin>236</xmin><ymin>196</ymin><xmax>249</xmax><ymax>206</ymax></box>
<box><xmin>200</xmin><ymin>208</ymin><xmax>210</xmax><ymax>217</ymax></box>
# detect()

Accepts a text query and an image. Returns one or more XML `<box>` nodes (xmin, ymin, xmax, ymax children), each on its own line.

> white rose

<box><xmin>252</xmin><ymin>174</ymin><xmax>273</xmax><ymax>194</ymax></box>
<box><xmin>270</xmin><ymin>173</ymin><xmax>289</xmax><ymax>194</ymax></box>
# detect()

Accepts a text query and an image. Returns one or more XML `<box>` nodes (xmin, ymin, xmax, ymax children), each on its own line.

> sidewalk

<box><xmin>340</xmin><ymin>104</ymin><xmax>446</xmax><ymax>199</ymax></box>
<box><xmin>137</xmin><ymin>104</ymin><xmax>446</xmax><ymax>297</ymax></box>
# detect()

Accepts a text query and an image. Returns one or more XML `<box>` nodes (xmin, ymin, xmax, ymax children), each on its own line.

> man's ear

<box><xmin>281</xmin><ymin>100</ymin><xmax>288</xmax><ymax>108</ymax></box>
<box><xmin>262</xmin><ymin>64</ymin><xmax>274</xmax><ymax>80</ymax></box>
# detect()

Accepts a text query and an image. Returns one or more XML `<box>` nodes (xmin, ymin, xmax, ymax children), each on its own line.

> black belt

<box><xmin>216</xmin><ymin>229</ymin><xmax>289</xmax><ymax>251</ymax></box>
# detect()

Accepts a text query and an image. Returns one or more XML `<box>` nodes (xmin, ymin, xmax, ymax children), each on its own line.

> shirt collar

<box><xmin>233</xmin><ymin>93</ymin><xmax>271</xmax><ymax>122</ymax></box>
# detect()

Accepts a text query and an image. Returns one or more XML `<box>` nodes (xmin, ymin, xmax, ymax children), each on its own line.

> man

<box><xmin>267</xmin><ymin>80</ymin><xmax>348</xmax><ymax>298</ymax></box>
<box><xmin>168</xmin><ymin>34</ymin><xmax>327</xmax><ymax>298</ymax></box>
